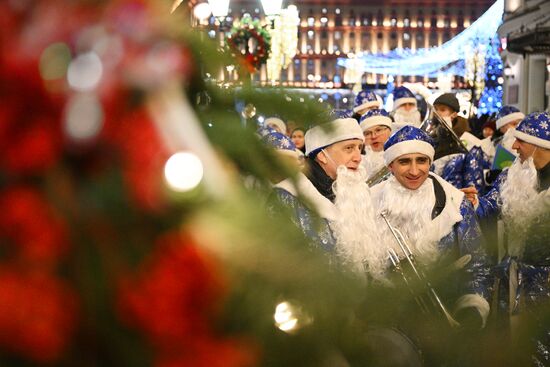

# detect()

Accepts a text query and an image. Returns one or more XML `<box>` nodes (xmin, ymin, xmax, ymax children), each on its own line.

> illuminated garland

<box><xmin>337</xmin><ymin>0</ymin><xmax>504</xmax><ymax>77</ymax></box>
<box><xmin>226</xmin><ymin>15</ymin><xmax>271</xmax><ymax>73</ymax></box>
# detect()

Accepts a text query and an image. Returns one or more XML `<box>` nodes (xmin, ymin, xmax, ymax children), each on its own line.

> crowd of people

<box><xmin>259</xmin><ymin>85</ymin><xmax>550</xmax><ymax>365</ymax></box>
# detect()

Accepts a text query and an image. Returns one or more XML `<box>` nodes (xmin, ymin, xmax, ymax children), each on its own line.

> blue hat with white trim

<box><xmin>383</xmin><ymin>125</ymin><xmax>435</xmax><ymax>166</ymax></box>
<box><xmin>392</xmin><ymin>86</ymin><xmax>416</xmax><ymax>110</ymax></box>
<box><xmin>496</xmin><ymin>105</ymin><xmax>525</xmax><ymax>130</ymax></box>
<box><xmin>305</xmin><ymin>118</ymin><xmax>364</xmax><ymax>157</ymax></box>
<box><xmin>353</xmin><ymin>90</ymin><xmax>381</xmax><ymax>114</ymax></box>
<box><xmin>261</xmin><ymin>130</ymin><xmax>304</xmax><ymax>159</ymax></box>
<box><xmin>359</xmin><ymin>109</ymin><xmax>393</xmax><ymax>131</ymax></box>
<box><xmin>512</xmin><ymin>111</ymin><xmax>550</xmax><ymax>150</ymax></box>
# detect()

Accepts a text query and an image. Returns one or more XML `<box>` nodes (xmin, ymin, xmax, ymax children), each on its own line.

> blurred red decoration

<box><xmin>0</xmin><ymin>186</ymin><xmax>69</xmax><ymax>266</ymax></box>
<box><xmin>0</xmin><ymin>267</ymin><xmax>78</xmax><ymax>363</ymax></box>
<box><xmin>117</xmin><ymin>232</ymin><xmax>258</xmax><ymax>366</ymax></box>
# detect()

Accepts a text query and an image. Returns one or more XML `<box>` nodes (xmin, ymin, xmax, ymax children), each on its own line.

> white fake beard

<box><xmin>500</xmin><ymin>157</ymin><xmax>539</xmax><ymax>254</ymax></box>
<box><xmin>332</xmin><ymin>165</ymin><xmax>386</xmax><ymax>277</ymax></box>
<box><xmin>361</xmin><ymin>147</ymin><xmax>386</xmax><ymax>178</ymax></box>
<box><xmin>376</xmin><ymin>177</ymin><xmax>439</xmax><ymax>266</ymax></box>
<box><xmin>393</xmin><ymin>108</ymin><xmax>421</xmax><ymax>127</ymax></box>
<box><xmin>501</xmin><ymin>129</ymin><xmax>518</xmax><ymax>155</ymax></box>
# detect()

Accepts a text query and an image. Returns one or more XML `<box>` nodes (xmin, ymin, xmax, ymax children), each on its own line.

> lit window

<box><xmin>322</xmin><ymin>8</ymin><xmax>327</xmax><ymax>14</ymax></box>
<box><xmin>334</xmin><ymin>31</ymin><xmax>341</xmax><ymax>40</ymax></box>
<box><xmin>320</xmin><ymin>16</ymin><xmax>328</xmax><ymax>24</ymax></box>
<box><xmin>307</xmin><ymin>30</ymin><xmax>315</xmax><ymax>39</ymax></box>
<box><xmin>404</xmin><ymin>18</ymin><xmax>410</xmax><ymax>27</ymax></box>
<box><xmin>403</xmin><ymin>33</ymin><xmax>410</xmax><ymax>41</ymax></box>
<box><xmin>307</xmin><ymin>17</ymin><xmax>315</xmax><ymax>27</ymax></box>
<box><xmin>335</xmin><ymin>8</ymin><xmax>341</xmax><ymax>15</ymax></box>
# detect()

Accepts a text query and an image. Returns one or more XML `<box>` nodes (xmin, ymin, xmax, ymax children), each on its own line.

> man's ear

<box><xmin>388</xmin><ymin>162</ymin><xmax>394</xmax><ymax>174</ymax></box>
<box><xmin>316</xmin><ymin>150</ymin><xmax>328</xmax><ymax>165</ymax></box>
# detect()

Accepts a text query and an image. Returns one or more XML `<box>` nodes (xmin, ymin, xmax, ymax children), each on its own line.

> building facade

<box><xmin>192</xmin><ymin>0</ymin><xmax>493</xmax><ymax>90</ymax></box>
<box><xmin>498</xmin><ymin>0</ymin><xmax>550</xmax><ymax>113</ymax></box>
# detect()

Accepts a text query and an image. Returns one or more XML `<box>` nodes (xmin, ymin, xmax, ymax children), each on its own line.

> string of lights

<box><xmin>336</xmin><ymin>0</ymin><xmax>504</xmax><ymax>77</ymax></box>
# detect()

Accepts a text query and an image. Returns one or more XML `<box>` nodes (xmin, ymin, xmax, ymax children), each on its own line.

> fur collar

<box><xmin>370</xmin><ymin>173</ymin><xmax>464</xmax><ymax>245</ymax></box>
<box><xmin>274</xmin><ymin>173</ymin><xmax>337</xmax><ymax>221</ymax></box>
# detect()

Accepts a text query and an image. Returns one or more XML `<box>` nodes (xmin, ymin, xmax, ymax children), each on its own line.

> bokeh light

<box><xmin>40</xmin><ymin>43</ymin><xmax>72</xmax><ymax>80</ymax></box>
<box><xmin>64</xmin><ymin>93</ymin><xmax>104</xmax><ymax>142</ymax></box>
<box><xmin>67</xmin><ymin>52</ymin><xmax>103</xmax><ymax>91</ymax></box>
<box><xmin>164</xmin><ymin>152</ymin><xmax>204</xmax><ymax>192</ymax></box>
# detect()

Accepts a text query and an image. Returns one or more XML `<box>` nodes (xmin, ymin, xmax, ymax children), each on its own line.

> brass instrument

<box><xmin>381</xmin><ymin>211</ymin><xmax>460</xmax><ymax>328</ymax></box>
<box><xmin>419</xmin><ymin>104</ymin><xmax>468</xmax><ymax>161</ymax></box>
<box><xmin>366</xmin><ymin>166</ymin><xmax>390</xmax><ymax>187</ymax></box>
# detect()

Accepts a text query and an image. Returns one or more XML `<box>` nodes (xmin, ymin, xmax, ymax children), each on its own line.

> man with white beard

<box><xmin>271</xmin><ymin>117</ymin><xmax>370</xmax><ymax>255</ymax></box>
<box><xmin>472</xmin><ymin>112</ymin><xmax>550</xmax><ymax>233</ymax></box>
<box><xmin>358</xmin><ymin>109</ymin><xmax>393</xmax><ymax>180</ymax></box>
<box><xmin>368</xmin><ymin>125</ymin><xmax>492</xmax><ymax>326</ymax></box>
<box><xmin>474</xmin><ymin>111</ymin><xmax>550</xmax><ymax>252</ymax></box>
<box><xmin>473</xmin><ymin>111</ymin><xmax>550</xmax><ymax>365</ymax></box>
<box><xmin>390</xmin><ymin>86</ymin><xmax>421</xmax><ymax>127</ymax></box>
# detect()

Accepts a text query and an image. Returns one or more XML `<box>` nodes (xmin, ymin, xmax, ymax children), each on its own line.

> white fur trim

<box><xmin>265</xmin><ymin>117</ymin><xmax>287</xmax><ymax>134</ymax></box>
<box><xmin>393</xmin><ymin>97</ymin><xmax>417</xmax><ymax>110</ymax></box>
<box><xmin>305</xmin><ymin>118</ymin><xmax>364</xmax><ymax>156</ymax></box>
<box><xmin>496</xmin><ymin>112</ymin><xmax>524</xmax><ymax>130</ymax></box>
<box><xmin>274</xmin><ymin>172</ymin><xmax>337</xmax><ymax>221</ymax></box>
<box><xmin>512</xmin><ymin>129</ymin><xmax>550</xmax><ymax>150</ymax></box>
<box><xmin>353</xmin><ymin>100</ymin><xmax>380</xmax><ymax>113</ymax></box>
<box><xmin>384</xmin><ymin>140</ymin><xmax>435</xmax><ymax>166</ymax></box>
<box><xmin>359</xmin><ymin>115</ymin><xmax>393</xmax><ymax>131</ymax></box>
<box><xmin>369</xmin><ymin>173</ymin><xmax>464</xmax><ymax>247</ymax></box>
<box><xmin>454</xmin><ymin>294</ymin><xmax>490</xmax><ymax>328</ymax></box>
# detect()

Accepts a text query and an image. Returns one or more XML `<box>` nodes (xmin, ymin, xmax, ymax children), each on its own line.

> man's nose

<box><xmin>352</xmin><ymin>148</ymin><xmax>362</xmax><ymax>161</ymax></box>
<box><xmin>511</xmin><ymin>139</ymin><xmax>520</xmax><ymax>151</ymax></box>
<box><xmin>410</xmin><ymin>162</ymin><xmax>420</xmax><ymax>175</ymax></box>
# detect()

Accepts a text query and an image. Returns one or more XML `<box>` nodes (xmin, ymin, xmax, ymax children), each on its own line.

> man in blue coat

<box><xmin>268</xmin><ymin>118</ymin><xmax>366</xmax><ymax>253</ymax></box>
<box><xmin>369</xmin><ymin>125</ymin><xmax>492</xmax><ymax>326</ymax></box>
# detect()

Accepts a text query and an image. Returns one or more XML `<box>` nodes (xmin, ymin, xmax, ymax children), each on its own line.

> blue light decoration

<box><xmin>336</xmin><ymin>0</ymin><xmax>504</xmax><ymax>77</ymax></box>
<box><xmin>477</xmin><ymin>37</ymin><xmax>504</xmax><ymax>116</ymax></box>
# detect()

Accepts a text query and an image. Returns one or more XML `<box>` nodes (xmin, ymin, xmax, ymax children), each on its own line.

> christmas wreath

<box><xmin>226</xmin><ymin>14</ymin><xmax>271</xmax><ymax>73</ymax></box>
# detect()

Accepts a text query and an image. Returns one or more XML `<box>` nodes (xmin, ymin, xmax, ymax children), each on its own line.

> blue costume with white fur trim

<box><xmin>374</xmin><ymin>126</ymin><xmax>492</xmax><ymax>322</ymax></box>
<box><xmin>268</xmin><ymin>118</ymin><xmax>364</xmax><ymax>252</ymax></box>
<box><xmin>477</xmin><ymin>111</ymin><xmax>550</xmax><ymax>219</ymax></box>
<box><xmin>477</xmin><ymin>111</ymin><xmax>550</xmax><ymax>365</ymax></box>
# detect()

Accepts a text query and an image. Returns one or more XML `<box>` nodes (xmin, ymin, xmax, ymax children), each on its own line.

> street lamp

<box><xmin>207</xmin><ymin>0</ymin><xmax>230</xmax><ymax>19</ymax></box>
<box><xmin>260</xmin><ymin>0</ymin><xmax>283</xmax><ymax>17</ymax></box>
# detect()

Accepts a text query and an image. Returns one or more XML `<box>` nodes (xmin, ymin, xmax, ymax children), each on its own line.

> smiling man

<box><xmin>368</xmin><ymin>125</ymin><xmax>491</xmax><ymax>326</ymax></box>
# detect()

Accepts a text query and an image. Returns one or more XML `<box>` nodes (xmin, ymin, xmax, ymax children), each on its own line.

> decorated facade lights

<box><xmin>266</xmin><ymin>5</ymin><xmax>299</xmax><ymax>83</ymax></box>
<box><xmin>336</xmin><ymin>0</ymin><xmax>503</xmax><ymax>78</ymax></box>
<box><xmin>207</xmin><ymin>0</ymin><xmax>230</xmax><ymax>19</ymax></box>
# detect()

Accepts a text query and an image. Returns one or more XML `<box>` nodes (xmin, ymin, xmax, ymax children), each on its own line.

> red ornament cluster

<box><xmin>0</xmin><ymin>0</ymin><xmax>255</xmax><ymax>364</ymax></box>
